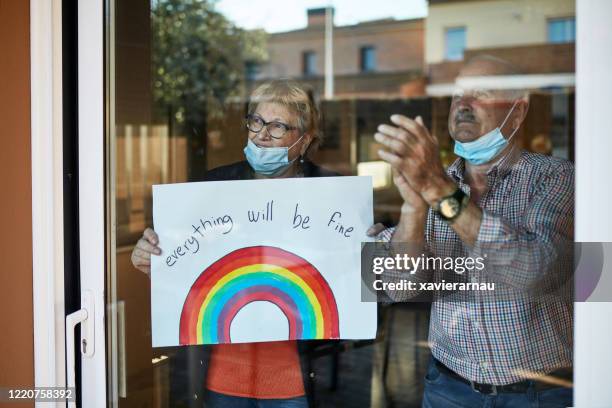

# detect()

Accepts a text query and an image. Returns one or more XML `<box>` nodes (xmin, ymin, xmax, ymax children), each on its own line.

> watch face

<box><xmin>440</xmin><ymin>197</ymin><xmax>460</xmax><ymax>218</ymax></box>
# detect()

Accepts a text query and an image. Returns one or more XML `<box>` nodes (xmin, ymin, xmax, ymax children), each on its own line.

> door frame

<box><xmin>30</xmin><ymin>0</ymin><xmax>67</xmax><ymax>401</ymax></box>
<box><xmin>76</xmin><ymin>0</ymin><xmax>108</xmax><ymax>406</ymax></box>
<box><xmin>574</xmin><ymin>0</ymin><xmax>612</xmax><ymax>406</ymax></box>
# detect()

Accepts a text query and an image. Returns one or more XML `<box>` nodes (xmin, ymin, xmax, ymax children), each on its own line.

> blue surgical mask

<box><xmin>453</xmin><ymin>101</ymin><xmax>519</xmax><ymax>165</ymax></box>
<box><xmin>244</xmin><ymin>136</ymin><xmax>304</xmax><ymax>176</ymax></box>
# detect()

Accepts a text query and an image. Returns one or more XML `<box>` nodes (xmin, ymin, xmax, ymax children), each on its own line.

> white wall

<box><xmin>426</xmin><ymin>0</ymin><xmax>575</xmax><ymax>63</ymax></box>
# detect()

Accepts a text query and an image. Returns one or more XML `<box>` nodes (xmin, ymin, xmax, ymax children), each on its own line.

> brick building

<box><xmin>252</xmin><ymin>7</ymin><xmax>426</xmax><ymax>98</ymax></box>
<box><xmin>425</xmin><ymin>0</ymin><xmax>576</xmax><ymax>95</ymax></box>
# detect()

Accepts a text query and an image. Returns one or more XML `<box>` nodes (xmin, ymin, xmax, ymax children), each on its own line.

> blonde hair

<box><xmin>247</xmin><ymin>79</ymin><xmax>322</xmax><ymax>150</ymax></box>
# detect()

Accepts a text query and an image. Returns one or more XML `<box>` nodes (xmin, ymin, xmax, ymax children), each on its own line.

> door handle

<box><xmin>65</xmin><ymin>290</ymin><xmax>95</xmax><ymax>408</ymax></box>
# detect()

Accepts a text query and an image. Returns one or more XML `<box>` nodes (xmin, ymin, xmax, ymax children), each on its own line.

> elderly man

<box><xmin>375</xmin><ymin>55</ymin><xmax>573</xmax><ymax>407</ymax></box>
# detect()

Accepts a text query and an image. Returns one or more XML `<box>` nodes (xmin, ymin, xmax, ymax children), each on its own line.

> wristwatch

<box><xmin>434</xmin><ymin>187</ymin><xmax>469</xmax><ymax>222</ymax></box>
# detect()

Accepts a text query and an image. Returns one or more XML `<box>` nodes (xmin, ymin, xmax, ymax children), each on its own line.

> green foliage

<box><xmin>151</xmin><ymin>0</ymin><xmax>268</xmax><ymax>127</ymax></box>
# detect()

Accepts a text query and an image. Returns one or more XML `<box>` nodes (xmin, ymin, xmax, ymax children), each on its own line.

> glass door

<box><xmin>76</xmin><ymin>0</ymin><xmax>577</xmax><ymax>407</ymax></box>
<box><xmin>92</xmin><ymin>1</ymin><xmax>429</xmax><ymax>407</ymax></box>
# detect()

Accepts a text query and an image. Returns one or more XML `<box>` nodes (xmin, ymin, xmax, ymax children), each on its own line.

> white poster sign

<box><xmin>151</xmin><ymin>176</ymin><xmax>376</xmax><ymax>347</ymax></box>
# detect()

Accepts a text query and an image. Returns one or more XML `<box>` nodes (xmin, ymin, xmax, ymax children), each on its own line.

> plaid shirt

<box><xmin>378</xmin><ymin>148</ymin><xmax>574</xmax><ymax>385</ymax></box>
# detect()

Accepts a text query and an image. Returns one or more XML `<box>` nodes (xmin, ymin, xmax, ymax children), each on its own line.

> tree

<box><xmin>151</xmin><ymin>0</ymin><xmax>267</xmax><ymax>180</ymax></box>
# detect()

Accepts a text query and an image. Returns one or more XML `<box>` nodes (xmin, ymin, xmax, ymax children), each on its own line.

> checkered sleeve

<box><xmin>470</xmin><ymin>160</ymin><xmax>574</xmax><ymax>289</ymax></box>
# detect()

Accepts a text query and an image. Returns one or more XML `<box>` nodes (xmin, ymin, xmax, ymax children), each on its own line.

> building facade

<box><xmin>253</xmin><ymin>8</ymin><xmax>426</xmax><ymax>98</ymax></box>
<box><xmin>425</xmin><ymin>0</ymin><xmax>576</xmax><ymax>95</ymax></box>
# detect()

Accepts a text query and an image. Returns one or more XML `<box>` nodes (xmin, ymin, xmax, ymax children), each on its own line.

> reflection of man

<box><xmin>376</xmin><ymin>56</ymin><xmax>574</xmax><ymax>407</ymax></box>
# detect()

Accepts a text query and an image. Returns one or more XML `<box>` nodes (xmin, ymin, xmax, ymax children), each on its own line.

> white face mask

<box><xmin>243</xmin><ymin>136</ymin><xmax>304</xmax><ymax>176</ymax></box>
<box><xmin>453</xmin><ymin>100</ymin><xmax>519</xmax><ymax>165</ymax></box>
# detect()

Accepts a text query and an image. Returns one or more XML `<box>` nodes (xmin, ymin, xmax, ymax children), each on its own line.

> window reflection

<box><xmin>111</xmin><ymin>0</ymin><xmax>576</xmax><ymax>406</ymax></box>
<box><xmin>360</xmin><ymin>46</ymin><xmax>377</xmax><ymax>73</ymax></box>
<box><xmin>302</xmin><ymin>51</ymin><xmax>317</xmax><ymax>76</ymax></box>
<box><xmin>445</xmin><ymin>27</ymin><xmax>466</xmax><ymax>61</ymax></box>
<box><xmin>548</xmin><ymin>17</ymin><xmax>576</xmax><ymax>43</ymax></box>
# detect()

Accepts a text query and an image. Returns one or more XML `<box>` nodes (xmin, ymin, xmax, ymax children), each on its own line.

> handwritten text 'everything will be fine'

<box><xmin>164</xmin><ymin>200</ymin><xmax>355</xmax><ymax>267</ymax></box>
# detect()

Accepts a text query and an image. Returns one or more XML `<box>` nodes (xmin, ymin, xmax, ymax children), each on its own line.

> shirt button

<box><xmin>480</xmin><ymin>361</ymin><xmax>489</xmax><ymax>370</ymax></box>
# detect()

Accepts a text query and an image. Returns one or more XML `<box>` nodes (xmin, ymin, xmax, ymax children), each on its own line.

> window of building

<box><xmin>302</xmin><ymin>51</ymin><xmax>317</xmax><ymax>76</ymax></box>
<box><xmin>360</xmin><ymin>46</ymin><xmax>376</xmax><ymax>72</ymax></box>
<box><xmin>548</xmin><ymin>17</ymin><xmax>576</xmax><ymax>43</ymax></box>
<box><xmin>245</xmin><ymin>61</ymin><xmax>259</xmax><ymax>81</ymax></box>
<box><xmin>445</xmin><ymin>27</ymin><xmax>466</xmax><ymax>61</ymax></box>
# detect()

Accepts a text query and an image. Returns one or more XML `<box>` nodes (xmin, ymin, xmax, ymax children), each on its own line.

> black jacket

<box><xmin>168</xmin><ymin>160</ymin><xmax>339</xmax><ymax>408</ymax></box>
<box><xmin>203</xmin><ymin>159</ymin><xmax>338</xmax><ymax>181</ymax></box>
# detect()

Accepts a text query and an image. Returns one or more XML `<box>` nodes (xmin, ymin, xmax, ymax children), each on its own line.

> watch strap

<box><xmin>435</xmin><ymin>187</ymin><xmax>468</xmax><ymax>222</ymax></box>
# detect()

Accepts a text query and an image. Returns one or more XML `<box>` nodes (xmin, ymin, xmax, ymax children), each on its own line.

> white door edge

<box><xmin>78</xmin><ymin>0</ymin><xmax>107</xmax><ymax>406</ymax></box>
<box><xmin>30</xmin><ymin>0</ymin><xmax>66</xmax><ymax>404</ymax></box>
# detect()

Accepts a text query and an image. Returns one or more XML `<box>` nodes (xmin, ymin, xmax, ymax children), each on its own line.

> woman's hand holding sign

<box><xmin>131</xmin><ymin>227</ymin><xmax>161</xmax><ymax>276</ymax></box>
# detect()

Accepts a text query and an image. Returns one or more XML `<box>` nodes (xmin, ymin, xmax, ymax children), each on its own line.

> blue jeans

<box><xmin>204</xmin><ymin>390</ymin><xmax>308</xmax><ymax>408</ymax></box>
<box><xmin>422</xmin><ymin>358</ymin><xmax>573</xmax><ymax>408</ymax></box>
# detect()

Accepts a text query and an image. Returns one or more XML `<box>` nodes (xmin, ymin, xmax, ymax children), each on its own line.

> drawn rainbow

<box><xmin>179</xmin><ymin>246</ymin><xmax>340</xmax><ymax>344</ymax></box>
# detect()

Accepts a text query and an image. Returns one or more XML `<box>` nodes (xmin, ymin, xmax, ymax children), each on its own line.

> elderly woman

<box><xmin>132</xmin><ymin>79</ymin><xmax>379</xmax><ymax>408</ymax></box>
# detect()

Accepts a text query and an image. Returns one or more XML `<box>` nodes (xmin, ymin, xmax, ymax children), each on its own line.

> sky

<box><xmin>214</xmin><ymin>0</ymin><xmax>428</xmax><ymax>33</ymax></box>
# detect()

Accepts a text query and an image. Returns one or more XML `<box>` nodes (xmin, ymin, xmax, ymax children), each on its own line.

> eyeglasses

<box><xmin>245</xmin><ymin>114</ymin><xmax>298</xmax><ymax>139</ymax></box>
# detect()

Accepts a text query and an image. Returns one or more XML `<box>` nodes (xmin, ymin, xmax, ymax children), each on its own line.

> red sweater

<box><xmin>206</xmin><ymin>341</ymin><xmax>305</xmax><ymax>399</ymax></box>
